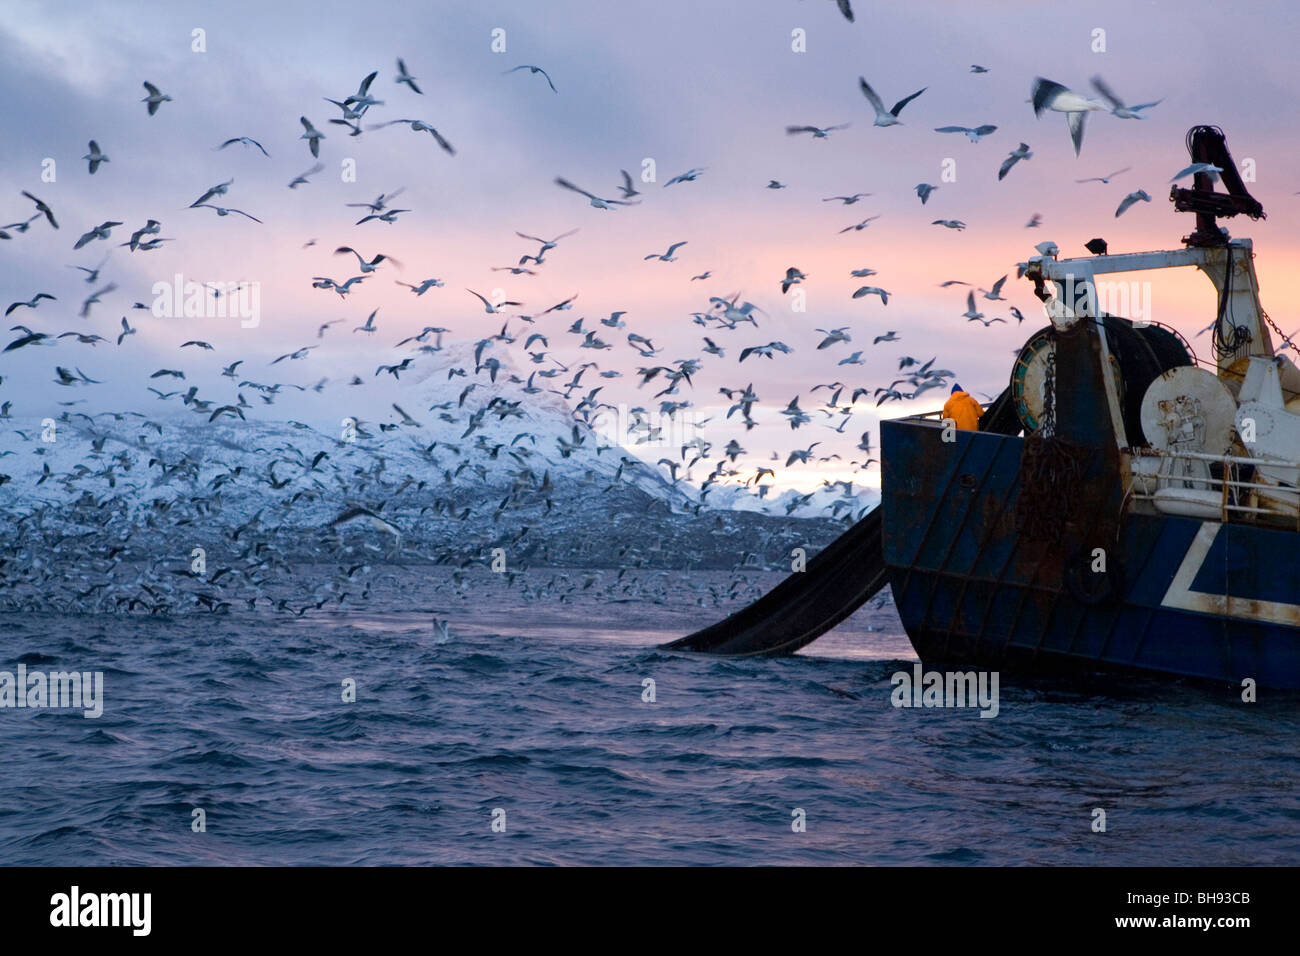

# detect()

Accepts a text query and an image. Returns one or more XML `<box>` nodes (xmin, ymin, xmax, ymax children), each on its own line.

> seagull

<box><xmin>664</xmin><ymin>168</ymin><xmax>707</xmax><ymax>187</ymax></box>
<box><xmin>781</xmin><ymin>267</ymin><xmax>807</xmax><ymax>293</ymax></box>
<box><xmin>395</xmin><ymin>58</ymin><xmax>423</xmax><ymax>94</ymax></box>
<box><xmin>645</xmin><ymin>241</ymin><xmax>687</xmax><ymax>262</ymax></box>
<box><xmin>80</xmin><ymin>283</ymin><xmax>117</xmax><ymax>317</ymax></box>
<box><xmin>823</xmin><ymin>193</ymin><xmax>871</xmax><ymax>204</ymax></box>
<box><xmin>216</xmin><ymin>137</ymin><xmax>269</xmax><ymax>156</ymax></box>
<box><xmin>858</xmin><ymin>77</ymin><xmax>926</xmax><ymax>127</ymax></box>
<box><xmin>617</xmin><ymin>171</ymin><xmax>641</xmax><ymax>199</ymax></box>
<box><xmin>300</xmin><ymin>117</ymin><xmax>325</xmax><ymax>157</ymax></box>
<box><xmin>830</xmin><ymin>0</ymin><xmax>854</xmax><ymax>21</ymax></box>
<box><xmin>288</xmin><ymin>163</ymin><xmax>324</xmax><ymax>188</ymax></box>
<box><xmin>915</xmin><ymin>183</ymin><xmax>938</xmax><ymax>204</ymax></box>
<box><xmin>194</xmin><ymin>204</ymin><xmax>262</xmax><ymax>223</ymax></box>
<box><xmin>961</xmin><ymin>291</ymin><xmax>984</xmax><ymax>322</ymax></box>
<box><xmin>934</xmin><ymin>124</ymin><xmax>997</xmax><ymax>143</ymax></box>
<box><xmin>504</xmin><ymin>64</ymin><xmax>557</xmax><ymax>92</ymax></box>
<box><xmin>117</xmin><ymin>317</ymin><xmax>135</xmax><ymax>345</ymax></box>
<box><xmin>74</xmin><ymin>221</ymin><xmax>123</xmax><ymax>249</ymax></box>
<box><xmin>1076</xmin><ymin>166</ymin><xmax>1131</xmax><ymax>184</ymax></box>
<box><xmin>1170</xmin><ymin>163</ymin><xmax>1223</xmax><ymax>183</ymax></box>
<box><xmin>82</xmin><ymin>141</ymin><xmax>109</xmax><ymax>174</ymax></box>
<box><xmin>998</xmin><ymin>143</ymin><xmax>1032</xmax><ymax>180</ymax></box>
<box><xmin>970</xmin><ymin>315</ymin><xmax>1007</xmax><ymax>327</ymax></box>
<box><xmin>370</xmin><ymin>119</ymin><xmax>454</xmax><ymax>154</ymax></box>
<box><xmin>356</xmin><ymin>208</ymin><xmax>411</xmax><ymax>225</ymax></box>
<box><xmin>932</xmin><ymin>219</ymin><xmax>967</xmax><ymax>230</ymax></box>
<box><xmin>353</xmin><ymin>310</ymin><xmax>379</xmax><ymax>334</ymax></box>
<box><xmin>141</xmin><ymin>81</ymin><xmax>172</xmax><ymax>115</ymax></box>
<box><xmin>838</xmin><ymin>351</ymin><xmax>865</xmax><ymax>365</ymax></box>
<box><xmin>4</xmin><ymin>331</ymin><xmax>49</xmax><ymax>351</ymax></box>
<box><xmin>816</xmin><ymin>328</ymin><xmax>851</xmax><ymax>349</ymax></box>
<box><xmin>190</xmin><ymin>179</ymin><xmax>233</xmax><ymax>207</ymax></box>
<box><xmin>555</xmin><ymin>177</ymin><xmax>636</xmax><ymax>209</ymax></box>
<box><xmin>766</xmin><ymin>180</ymin><xmax>787</xmax><ymax>189</ymax></box>
<box><xmin>180</xmin><ymin>340</ymin><xmax>214</xmax><ymax>350</ymax></box>
<box><xmin>1030</xmin><ymin>77</ymin><xmax>1106</xmax><ymax>155</ymax></box>
<box><xmin>335</xmin><ymin>247</ymin><xmax>399</xmax><ymax>272</ymax></box>
<box><xmin>343</xmin><ymin>71</ymin><xmax>380</xmax><ymax>110</ymax></box>
<box><xmin>850</xmin><ymin>268</ymin><xmax>877</xmax><ymax>277</ymax></box>
<box><xmin>970</xmin><ymin>64</ymin><xmax>989</xmax><ymax>73</ymax></box>
<box><xmin>467</xmin><ymin>289</ymin><xmax>522</xmax><ymax>314</ymax></box>
<box><xmin>1090</xmin><ymin>76</ymin><xmax>1162</xmax><ymax>119</ymax></box>
<box><xmin>1025</xmin><ymin>213</ymin><xmax>1043</xmax><ymax>228</ymax></box>
<box><xmin>978</xmin><ymin>276</ymin><xmax>1008</xmax><ymax>300</ymax></box>
<box><xmin>271</xmin><ymin>346</ymin><xmax>316</xmax><ymax>365</ymax></box>
<box><xmin>739</xmin><ymin>341</ymin><xmax>792</xmax><ymax>362</ymax></box>
<box><xmin>56</xmin><ymin>332</ymin><xmax>104</xmax><ymax>346</ymax></box>
<box><xmin>21</xmin><ymin>191</ymin><xmax>58</xmax><ymax>229</ymax></box>
<box><xmin>396</xmin><ymin>278</ymin><xmax>444</xmax><ymax>295</ymax></box>
<box><xmin>873</xmin><ymin>331</ymin><xmax>899</xmax><ymax>344</ymax></box>
<box><xmin>53</xmin><ymin>366</ymin><xmax>100</xmax><ymax>386</ymax></box>
<box><xmin>786</xmin><ymin>124</ymin><xmax>850</xmax><ymax>139</ymax></box>
<box><xmin>1115</xmin><ymin>189</ymin><xmax>1152</xmax><ymax>217</ymax></box>
<box><xmin>1010</xmin><ymin>306</ymin><xmax>1026</xmax><ymax>324</ymax></box>
<box><xmin>840</xmin><ymin>216</ymin><xmax>881</xmax><ymax>233</ymax></box>
<box><xmin>347</xmin><ymin>189</ymin><xmax>406</xmax><ymax>214</ymax></box>
<box><xmin>852</xmin><ymin>286</ymin><xmax>889</xmax><ymax>304</ymax></box>
<box><xmin>330</xmin><ymin>507</ymin><xmax>403</xmax><ymax>553</ymax></box>
<box><xmin>5</xmin><ymin>293</ymin><xmax>56</xmax><ymax>316</ymax></box>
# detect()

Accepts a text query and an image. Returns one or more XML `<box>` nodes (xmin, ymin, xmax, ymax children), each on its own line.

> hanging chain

<box><xmin>1041</xmin><ymin>347</ymin><xmax>1057</xmax><ymax>438</ymax></box>
<box><xmin>1262</xmin><ymin>308</ymin><xmax>1298</xmax><ymax>353</ymax></box>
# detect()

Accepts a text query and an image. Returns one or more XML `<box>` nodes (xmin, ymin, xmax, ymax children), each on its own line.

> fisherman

<box><xmin>942</xmin><ymin>383</ymin><xmax>983</xmax><ymax>431</ymax></box>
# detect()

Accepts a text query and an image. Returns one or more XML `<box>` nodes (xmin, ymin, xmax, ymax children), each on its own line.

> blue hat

<box><xmin>951</xmin><ymin>383</ymin><xmax>963</xmax><ymax>393</ymax></box>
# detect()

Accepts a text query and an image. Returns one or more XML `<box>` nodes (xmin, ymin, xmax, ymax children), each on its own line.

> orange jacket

<box><xmin>942</xmin><ymin>390</ymin><xmax>983</xmax><ymax>431</ymax></box>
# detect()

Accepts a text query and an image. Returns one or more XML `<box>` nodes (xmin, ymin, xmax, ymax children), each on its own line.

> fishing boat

<box><xmin>669</xmin><ymin>126</ymin><xmax>1300</xmax><ymax>689</ymax></box>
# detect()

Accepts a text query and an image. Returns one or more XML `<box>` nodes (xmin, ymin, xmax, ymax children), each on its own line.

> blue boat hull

<box><xmin>881</xmin><ymin>419</ymin><xmax>1300</xmax><ymax>688</ymax></box>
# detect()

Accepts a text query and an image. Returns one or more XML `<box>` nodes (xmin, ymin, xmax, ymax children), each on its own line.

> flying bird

<box><xmin>840</xmin><ymin>216</ymin><xmax>881</xmax><ymax>233</ymax></box>
<box><xmin>1115</xmin><ymin>189</ymin><xmax>1152</xmax><ymax>217</ymax></box>
<box><xmin>74</xmin><ymin>221</ymin><xmax>123</xmax><ymax>250</ymax></box>
<box><xmin>288</xmin><ymin>163</ymin><xmax>325</xmax><ymax>189</ymax></box>
<box><xmin>504</xmin><ymin>64</ymin><xmax>557</xmax><ymax>92</ymax></box>
<box><xmin>395</xmin><ymin>58</ymin><xmax>423</xmax><ymax>94</ymax></box>
<box><xmin>1170</xmin><ymin>163</ymin><xmax>1223</xmax><ymax>183</ymax></box>
<box><xmin>934</xmin><ymin>124</ymin><xmax>997</xmax><ymax>142</ymax></box>
<box><xmin>555</xmin><ymin>177</ymin><xmax>636</xmax><ymax>210</ymax></box>
<box><xmin>141</xmin><ymin>81</ymin><xmax>172</xmax><ymax>115</ymax></box>
<box><xmin>786</xmin><ymin>124</ymin><xmax>850</xmax><ymax>139</ymax></box>
<box><xmin>216</xmin><ymin>137</ymin><xmax>269</xmax><ymax>156</ymax></box>
<box><xmin>1030</xmin><ymin>77</ymin><xmax>1106</xmax><ymax>155</ymax></box>
<box><xmin>664</xmin><ymin>168</ymin><xmax>707</xmax><ymax>187</ymax></box>
<box><xmin>300</xmin><ymin>117</ymin><xmax>326</xmax><ymax>157</ymax></box>
<box><xmin>1090</xmin><ymin>75</ymin><xmax>1162</xmax><ymax>119</ymax></box>
<box><xmin>1075</xmin><ymin>166</ymin><xmax>1131</xmax><ymax>184</ymax></box>
<box><xmin>645</xmin><ymin>241</ymin><xmax>687</xmax><ymax>262</ymax></box>
<box><xmin>5</xmin><ymin>293</ymin><xmax>56</xmax><ymax>316</ymax></box>
<box><xmin>857</xmin><ymin>77</ymin><xmax>926</xmax><ymax>127</ymax></box>
<box><xmin>82</xmin><ymin>140</ymin><xmax>109</xmax><ymax>174</ymax></box>
<box><xmin>467</xmin><ymin>289</ymin><xmax>522</xmax><ymax>314</ymax></box>
<box><xmin>20</xmin><ymin>191</ymin><xmax>57</xmax><ymax>229</ymax></box>
<box><xmin>998</xmin><ymin>143</ymin><xmax>1032</xmax><ymax>180</ymax></box>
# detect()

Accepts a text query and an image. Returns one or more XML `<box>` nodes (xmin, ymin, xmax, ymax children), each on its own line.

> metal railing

<box><xmin>1127</xmin><ymin>447</ymin><xmax>1300</xmax><ymax>528</ymax></box>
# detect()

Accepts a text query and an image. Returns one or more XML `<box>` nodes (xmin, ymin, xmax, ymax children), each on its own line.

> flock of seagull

<box><xmin>0</xmin><ymin>14</ymin><xmax>1187</xmax><ymax>616</ymax></box>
